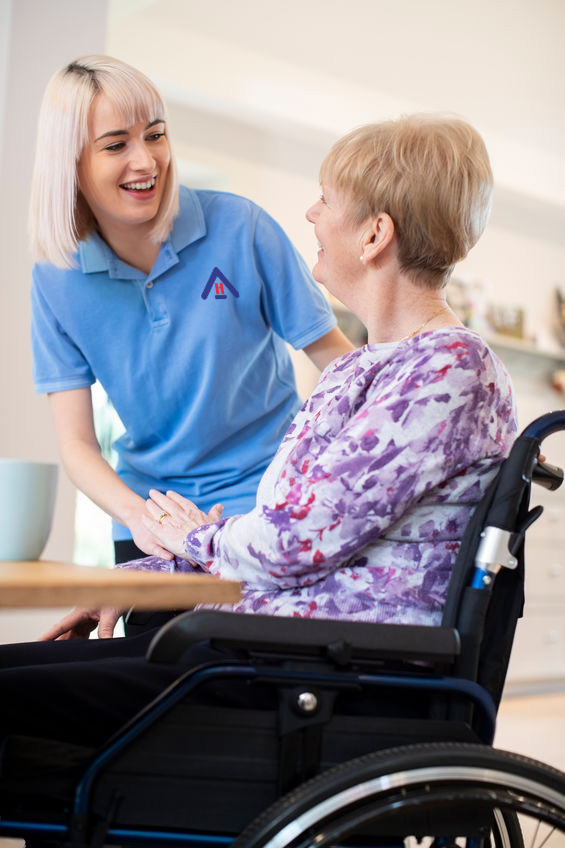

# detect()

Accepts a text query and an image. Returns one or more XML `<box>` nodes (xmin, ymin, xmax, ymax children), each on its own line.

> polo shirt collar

<box><xmin>78</xmin><ymin>186</ymin><xmax>207</xmax><ymax>278</ymax></box>
<box><xmin>170</xmin><ymin>185</ymin><xmax>207</xmax><ymax>252</ymax></box>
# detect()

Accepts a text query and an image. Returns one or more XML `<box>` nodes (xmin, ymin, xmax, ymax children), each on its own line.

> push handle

<box><xmin>522</xmin><ymin>410</ymin><xmax>565</xmax><ymax>441</ymax></box>
<box><xmin>532</xmin><ymin>460</ymin><xmax>564</xmax><ymax>491</ymax></box>
<box><xmin>471</xmin><ymin>410</ymin><xmax>565</xmax><ymax>590</ymax></box>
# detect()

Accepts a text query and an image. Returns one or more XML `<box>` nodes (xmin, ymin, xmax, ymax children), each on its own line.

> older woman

<box><xmin>78</xmin><ymin>114</ymin><xmax>516</xmax><ymax>634</ymax></box>
<box><xmin>0</xmin><ymin>115</ymin><xmax>516</xmax><ymax>746</ymax></box>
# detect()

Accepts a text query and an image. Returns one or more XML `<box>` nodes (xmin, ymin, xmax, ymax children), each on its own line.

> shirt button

<box><xmin>146</xmin><ymin>281</ymin><xmax>154</xmax><ymax>289</ymax></box>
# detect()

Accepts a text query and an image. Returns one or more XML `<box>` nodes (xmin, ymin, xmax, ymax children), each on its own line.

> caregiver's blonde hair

<box><xmin>320</xmin><ymin>115</ymin><xmax>493</xmax><ymax>288</ymax></box>
<box><xmin>29</xmin><ymin>55</ymin><xmax>179</xmax><ymax>269</ymax></box>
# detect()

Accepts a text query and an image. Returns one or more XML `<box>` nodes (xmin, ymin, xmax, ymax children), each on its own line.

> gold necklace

<box><xmin>398</xmin><ymin>306</ymin><xmax>449</xmax><ymax>342</ymax></box>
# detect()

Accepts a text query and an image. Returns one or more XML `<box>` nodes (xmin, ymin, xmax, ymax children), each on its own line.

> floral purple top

<box><xmin>121</xmin><ymin>328</ymin><xmax>517</xmax><ymax>626</ymax></box>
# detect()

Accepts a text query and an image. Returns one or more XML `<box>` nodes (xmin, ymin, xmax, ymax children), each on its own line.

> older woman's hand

<box><xmin>143</xmin><ymin>490</ymin><xmax>223</xmax><ymax>559</ymax></box>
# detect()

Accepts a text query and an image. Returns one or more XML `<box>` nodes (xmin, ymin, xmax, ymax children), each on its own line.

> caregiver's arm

<box><xmin>49</xmin><ymin>388</ymin><xmax>173</xmax><ymax>559</ymax></box>
<box><xmin>303</xmin><ymin>326</ymin><xmax>354</xmax><ymax>370</ymax></box>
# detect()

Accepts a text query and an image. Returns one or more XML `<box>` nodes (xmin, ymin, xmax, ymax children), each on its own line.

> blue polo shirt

<box><xmin>31</xmin><ymin>187</ymin><xmax>336</xmax><ymax>539</ymax></box>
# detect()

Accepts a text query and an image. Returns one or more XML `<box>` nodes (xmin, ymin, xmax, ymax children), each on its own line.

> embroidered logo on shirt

<box><xmin>201</xmin><ymin>267</ymin><xmax>239</xmax><ymax>300</ymax></box>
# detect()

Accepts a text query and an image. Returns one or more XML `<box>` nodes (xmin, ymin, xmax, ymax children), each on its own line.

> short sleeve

<box><xmin>31</xmin><ymin>266</ymin><xmax>95</xmax><ymax>393</ymax></box>
<box><xmin>252</xmin><ymin>209</ymin><xmax>336</xmax><ymax>350</ymax></box>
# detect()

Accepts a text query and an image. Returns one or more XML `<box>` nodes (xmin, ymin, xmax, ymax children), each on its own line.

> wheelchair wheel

<box><xmin>234</xmin><ymin>743</ymin><xmax>565</xmax><ymax>848</ymax></box>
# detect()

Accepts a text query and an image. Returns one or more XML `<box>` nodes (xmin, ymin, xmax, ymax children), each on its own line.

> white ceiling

<box><xmin>108</xmin><ymin>0</ymin><xmax>565</xmax><ymax>207</ymax></box>
<box><xmin>110</xmin><ymin>0</ymin><xmax>565</xmax><ymax>155</ymax></box>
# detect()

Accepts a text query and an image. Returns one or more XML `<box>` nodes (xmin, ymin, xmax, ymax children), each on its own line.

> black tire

<box><xmin>234</xmin><ymin>743</ymin><xmax>565</xmax><ymax>848</ymax></box>
<box><xmin>492</xmin><ymin>808</ymin><xmax>524</xmax><ymax>848</ymax></box>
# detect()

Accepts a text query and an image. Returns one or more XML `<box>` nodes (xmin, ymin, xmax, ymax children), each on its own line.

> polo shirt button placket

<box><xmin>143</xmin><ymin>278</ymin><xmax>169</xmax><ymax>327</ymax></box>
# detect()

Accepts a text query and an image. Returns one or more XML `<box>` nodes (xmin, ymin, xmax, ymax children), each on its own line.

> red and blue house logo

<box><xmin>201</xmin><ymin>267</ymin><xmax>239</xmax><ymax>300</ymax></box>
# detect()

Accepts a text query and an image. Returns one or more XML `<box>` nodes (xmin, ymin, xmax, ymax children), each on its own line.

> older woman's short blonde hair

<box><xmin>29</xmin><ymin>55</ymin><xmax>179</xmax><ymax>269</ymax></box>
<box><xmin>320</xmin><ymin>115</ymin><xmax>493</xmax><ymax>288</ymax></box>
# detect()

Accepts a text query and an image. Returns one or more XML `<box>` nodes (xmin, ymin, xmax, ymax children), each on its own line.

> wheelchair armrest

<box><xmin>147</xmin><ymin>609</ymin><xmax>461</xmax><ymax>666</ymax></box>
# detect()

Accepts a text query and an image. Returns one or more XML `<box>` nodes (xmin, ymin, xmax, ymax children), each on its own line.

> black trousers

<box><xmin>114</xmin><ymin>539</ymin><xmax>185</xmax><ymax>637</ymax></box>
<box><xmin>113</xmin><ymin>539</ymin><xmax>146</xmax><ymax>563</ymax></box>
<box><xmin>0</xmin><ymin>630</ymin><xmax>227</xmax><ymax>748</ymax></box>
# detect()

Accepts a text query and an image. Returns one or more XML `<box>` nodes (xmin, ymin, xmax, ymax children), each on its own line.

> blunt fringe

<box><xmin>320</xmin><ymin>115</ymin><xmax>493</xmax><ymax>288</ymax></box>
<box><xmin>29</xmin><ymin>55</ymin><xmax>179</xmax><ymax>269</ymax></box>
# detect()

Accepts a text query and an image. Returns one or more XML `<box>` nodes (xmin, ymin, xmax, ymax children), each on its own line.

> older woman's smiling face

<box><xmin>306</xmin><ymin>184</ymin><xmax>363</xmax><ymax>300</ymax></box>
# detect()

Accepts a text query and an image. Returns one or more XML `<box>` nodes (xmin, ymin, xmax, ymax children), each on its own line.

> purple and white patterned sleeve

<box><xmin>181</xmin><ymin>333</ymin><xmax>515</xmax><ymax>591</ymax></box>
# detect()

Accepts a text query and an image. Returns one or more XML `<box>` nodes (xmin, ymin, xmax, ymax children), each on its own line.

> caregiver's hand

<box><xmin>144</xmin><ymin>490</ymin><xmax>223</xmax><ymax>560</ymax></box>
<box><xmin>125</xmin><ymin>497</ymin><xmax>175</xmax><ymax>561</ymax></box>
<box><xmin>39</xmin><ymin>606</ymin><xmax>123</xmax><ymax>641</ymax></box>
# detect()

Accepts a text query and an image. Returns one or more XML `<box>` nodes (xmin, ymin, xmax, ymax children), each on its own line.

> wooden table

<box><xmin>0</xmin><ymin>560</ymin><xmax>241</xmax><ymax>609</ymax></box>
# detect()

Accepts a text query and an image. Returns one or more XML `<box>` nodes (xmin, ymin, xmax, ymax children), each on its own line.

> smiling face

<box><xmin>305</xmin><ymin>184</ymin><xmax>364</xmax><ymax>301</ymax></box>
<box><xmin>77</xmin><ymin>94</ymin><xmax>171</xmax><ymax>237</ymax></box>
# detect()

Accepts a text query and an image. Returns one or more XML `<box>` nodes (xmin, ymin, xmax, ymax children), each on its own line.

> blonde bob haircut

<box><xmin>320</xmin><ymin>114</ymin><xmax>493</xmax><ymax>289</ymax></box>
<box><xmin>29</xmin><ymin>55</ymin><xmax>179</xmax><ymax>269</ymax></box>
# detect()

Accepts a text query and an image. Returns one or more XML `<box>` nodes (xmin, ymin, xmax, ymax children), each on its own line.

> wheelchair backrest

<box><xmin>442</xmin><ymin>410</ymin><xmax>565</xmax><ymax>706</ymax></box>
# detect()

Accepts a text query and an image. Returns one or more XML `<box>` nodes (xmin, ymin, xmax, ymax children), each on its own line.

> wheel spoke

<box><xmin>529</xmin><ymin>818</ymin><xmax>542</xmax><ymax>848</ymax></box>
<box><xmin>533</xmin><ymin>823</ymin><xmax>556</xmax><ymax>848</ymax></box>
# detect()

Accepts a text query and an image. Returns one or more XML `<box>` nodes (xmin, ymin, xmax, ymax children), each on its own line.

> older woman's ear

<box><xmin>360</xmin><ymin>212</ymin><xmax>395</xmax><ymax>264</ymax></box>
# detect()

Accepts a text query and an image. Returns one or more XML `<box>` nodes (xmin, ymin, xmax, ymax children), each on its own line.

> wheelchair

<box><xmin>2</xmin><ymin>411</ymin><xmax>565</xmax><ymax>848</ymax></box>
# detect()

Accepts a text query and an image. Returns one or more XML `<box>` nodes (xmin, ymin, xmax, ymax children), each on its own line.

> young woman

<box><xmin>29</xmin><ymin>55</ymin><xmax>352</xmax><ymax>573</ymax></box>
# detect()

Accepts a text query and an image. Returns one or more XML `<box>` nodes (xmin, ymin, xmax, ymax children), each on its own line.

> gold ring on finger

<box><xmin>158</xmin><ymin>512</ymin><xmax>169</xmax><ymax>525</ymax></box>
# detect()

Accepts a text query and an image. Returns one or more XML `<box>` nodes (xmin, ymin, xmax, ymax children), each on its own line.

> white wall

<box><xmin>0</xmin><ymin>0</ymin><xmax>12</xmax><ymax>164</ymax></box>
<box><xmin>0</xmin><ymin>0</ymin><xmax>108</xmax><ymax>642</ymax></box>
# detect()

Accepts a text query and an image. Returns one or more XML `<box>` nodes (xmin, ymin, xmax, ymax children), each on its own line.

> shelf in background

<box><xmin>487</xmin><ymin>333</ymin><xmax>565</xmax><ymax>378</ymax></box>
<box><xmin>331</xmin><ymin>298</ymin><xmax>565</xmax><ymax>377</ymax></box>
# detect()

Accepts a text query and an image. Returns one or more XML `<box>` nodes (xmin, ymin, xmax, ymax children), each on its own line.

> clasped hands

<box><xmin>142</xmin><ymin>489</ymin><xmax>223</xmax><ymax>559</ymax></box>
<box><xmin>40</xmin><ymin>491</ymin><xmax>223</xmax><ymax>642</ymax></box>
